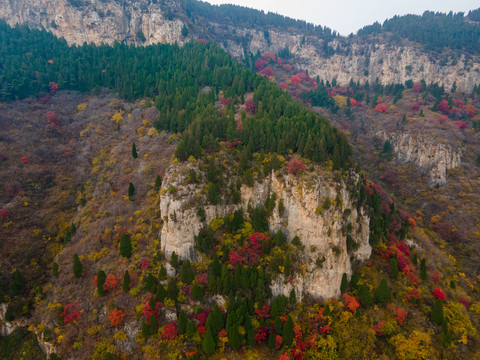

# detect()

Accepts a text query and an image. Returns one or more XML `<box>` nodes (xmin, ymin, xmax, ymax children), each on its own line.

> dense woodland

<box><xmin>358</xmin><ymin>10</ymin><xmax>480</xmax><ymax>54</ymax></box>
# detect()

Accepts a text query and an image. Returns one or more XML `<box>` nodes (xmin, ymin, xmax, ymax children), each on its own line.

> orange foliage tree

<box><xmin>108</xmin><ymin>308</ymin><xmax>125</xmax><ymax>327</ymax></box>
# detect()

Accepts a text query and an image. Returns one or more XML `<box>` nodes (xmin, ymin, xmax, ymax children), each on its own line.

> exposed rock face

<box><xmin>377</xmin><ymin>130</ymin><xmax>462</xmax><ymax>186</ymax></box>
<box><xmin>160</xmin><ymin>163</ymin><xmax>371</xmax><ymax>299</ymax></box>
<box><xmin>0</xmin><ymin>303</ymin><xmax>27</xmax><ymax>336</ymax></box>
<box><xmin>2</xmin><ymin>0</ymin><xmax>480</xmax><ymax>91</ymax></box>
<box><xmin>0</xmin><ymin>0</ymin><xmax>186</xmax><ymax>46</ymax></box>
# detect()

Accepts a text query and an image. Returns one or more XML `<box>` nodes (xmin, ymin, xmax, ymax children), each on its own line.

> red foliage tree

<box><xmin>371</xmin><ymin>321</ymin><xmax>386</xmax><ymax>336</ymax></box>
<box><xmin>245</xmin><ymin>99</ymin><xmax>257</xmax><ymax>114</ymax></box>
<box><xmin>60</xmin><ymin>301</ymin><xmax>82</xmax><ymax>323</ymax></box>
<box><xmin>291</xmin><ymin>75</ymin><xmax>301</xmax><ymax>85</ymax></box>
<box><xmin>433</xmin><ymin>288</ymin><xmax>446</xmax><ymax>300</ymax></box>
<box><xmin>436</xmin><ymin>100</ymin><xmax>450</xmax><ymax>114</ymax></box>
<box><xmin>343</xmin><ymin>293</ymin><xmax>360</xmax><ymax>313</ymax></box>
<box><xmin>0</xmin><ymin>209</ymin><xmax>9</xmax><ymax>219</ymax></box>
<box><xmin>410</xmin><ymin>103</ymin><xmax>420</xmax><ymax>111</ymax></box>
<box><xmin>49</xmin><ymin>82</ymin><xmax>59</xmax><ymax>95</ymax></box>
<box><xmin>261</xmin><ymin>67</ymin><xmax>274</xmax><ymax>77</ymax></box>
<box><xmin>375</xmin><ymin>103</ymin><xmax>388</xmax><ymax>113</ymax></box>
<box><xmin>46</xmin><ymin>111</ymin><xmax>60</xmax><ymax>131</ymax></box>
<box><xmin>394</xmin><ymin>307</ymin><xmax>408</xmax><ymax>326</ymax></box>
<box><xmin>196</xmin><ymin>39</ymin><xmax>206</xmax><ymax>44</ymax></box>
<box><xmin>141</xmin><ymin>258</ymin><xmax>150</xmax><ymax>269</ymax></box>
<box><xmin>452</xmin><ymin>121</ymin><xmax>467</xmax><ymax>129</ymax></box>
<box><xmin>162</xmin><ymin>321</ymin><xmax>178</xmax><ymax>340</ymax></box>
<box><xmin>255</xmin><ymin>59</ymin><xmax>267</xmax><ymax>71</ymax></box>
<box><xmin>103</xmin><ymin>274</ymin><xmax>118</xmax><ymax>291</ymax></box>
<box><xmin>282</xmin><ymin>64</ymin><xmax>292</xmax><ymax>71</ymax></box>
<box><xmin>275</xmin><ymin>335</ymin><xmax>283</xmax><ymax>349</ymax></box>
<box><xmin>108</xmin><ymin>308</ymin><xmax>125</xmax><ymax>327</ymax></box>
<box><xmin>5</xmin><ymin>182</ymin><xmax>22</xmax><ymax>196</ymax></box>
<box><xmin>286</xmin><ymin>157</ymin><xmax>306</xmax><ymax>175</ymax></box>
<box><xmin>21</xmin><ymin>156</ymin><xmax>28</xmax><ymax>164</ymax></box>
<box><xmin>467</xmin><ymin>105</ymin><xmax>476</xmax><ymax>117</ymax></box>
<box><xmin>412</xmin><ymin>82</ymin><xmax>423</xmax><ymax>93</ymax></box>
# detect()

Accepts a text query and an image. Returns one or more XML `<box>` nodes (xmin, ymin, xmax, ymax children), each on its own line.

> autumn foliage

<box><xmin>162</xmin><ymin>322</ymin><xmax>178</xmax><ymax>340</ymax></box>
<box><xmin>375</xmin><ymin>103</ymin><xmax>388</xmax><ymax>113</ymax></box>
<box><xmin>60</xmin><ymin>301</ymin><xmax>82</xmax><ymax>323</ymax></box>
<box><xmin>343</xmin><ymin>293</ymin><xmax>360</xmax><ymax>313</ymax></box>
<box><xmin>286</xmin><ymin>157</ymin><xmax>306</xmax><ymax>175</ymax></box>
<box><xmin>432</xmin><ymin>288</ymin><xmax>446</xmax><ymax>300</ymax></box>
<box><xmin>46</xmin><ymin>111</ymin><xmax>60</xmax><ymax>131</ymax></box>
<box><xmin>108</xmin><ymin>308</ymin><xmax>125</xmax><ymax>327</ymax></box>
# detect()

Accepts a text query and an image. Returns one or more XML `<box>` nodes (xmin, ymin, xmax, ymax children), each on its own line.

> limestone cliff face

<box><xmin>0</xmin><ymin>0</ymin><xmax>186</xmax><ymax>46</ymax></box>
<box><xmin>2</xmin><ymin>0</ymin><xmax>480</xmax><ymax>92</ymax></box>
<box><xmin>160</xmin><ymin>163</ymin><xmax>371</xmax><ymax>299</ymax></box>
<box><xmin>377</xmin><ymin>130</ymin><xmax>462</xmax><ymax>186</ymax></box>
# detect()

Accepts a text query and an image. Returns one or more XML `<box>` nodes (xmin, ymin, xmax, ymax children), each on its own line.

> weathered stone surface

<box><xmin>159</xmin><ymin>163</ymin><xmax>371</xmax><ymax>299</ymax></box>
<box><xmin>377</xmin><ymin>130</ymin><xmax>461</xmax><ymax>186</ymax></box>
<box><xmin>2</xmin><ymin>0</ymin><xmax>480</xmax><ymax>92</ymax></box>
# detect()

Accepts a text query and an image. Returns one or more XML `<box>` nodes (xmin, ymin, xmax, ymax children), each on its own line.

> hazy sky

<box><xmin>204</xmin><ymin>0</ymin><xmax>479</xmax><ymax>35</ymax></box>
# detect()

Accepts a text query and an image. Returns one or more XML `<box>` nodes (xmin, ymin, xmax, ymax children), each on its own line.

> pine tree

<box><xmin>420</xmin><ymin>258</ymin><xmax>427</xmax><ymax>280</ymax></box>
<box><xmin>119</xmin><ymin>232</ymin><xmax>132</xmax><ymax>258</ymax></box>
<box><xmin>154</xmin><ymin>175</ymin><xmax>162</xmax><ymax>191</ymax></box>
<box><xmin>268</xmin><ymin>332</ymin><xmax>276</xmax><ymax>348</ymax></box>
<box><xmin>192</xmin><ymin>283</ymin><xmax>204</xmax><ymax>301</ymax></box>
<box><xmin>166</xmin><ymin>278</ymin><xmax>178</xmax><ymax>301</ymax></box>
<box><xmin>358</xmin><ymin>285</ymin><xmax>373</xmax><ymax>307</ymax></box>
<box><xmin>340</xmin><ymin>273</ymin><xmax>348</xmax><ymax>294</ymax></box>
<box><xmin>156</xmin><ymin>285</ymin><xmax>167</xmax><ymax>302</ymax></box>
<box><xmin>375</xmin><ymin>279</ymin><xmax>390</xmax><ymax>306</ymax></box>
<box><xmin>282</xmin><ymin>315</ymin><xmax>294</xmax><ymax>346</ymax></box>
<box><xmin>431</xmin><ymin>298</ymin><xmax>444</xmax><ymax>325</ymax></box>
<box><xmin>122</xmin><ymin>270</ymin><xmax>130</xmax><ymax>292</ymax></box>
<box><xmin>186</xmin><ymin>320</ymin><xmax>195</xmax><ymax>338</ymax></box>
<box><xmin>228</xmin><ymin>322</ymin><xmax>241</xmax><ymax>349</ymax></box>
<box><xmin>97</xmin><ymin>270</ymin><xmax>106</xmax><ymax>296</ymax></box>
<box><xmin>52</xmin><ymin>262</ymin><xmax>59</xmax><ymax>276</ymax></box>
<box><xmin>350</xmin><ymin>271</ymin><xmax>359</xmax><ymax>288</ymax></box>
<box><xmin>178</xmin><ymin>310</ymin><xmax>187</xmax><ymax>334</ymax></box>
<box><xmin>132</xmin><ymin>143</ymin><xmax>138</xmax><ymax>158</ymax></box>
<box><xmin>73</xmin><ymin>254</ymin><xmax>82</xmax><ymax>278</ymax></box>
<box><xmin>148</xmin><ymin>314</ymin><xmax>157</xmax><ymax>334</ymax></box>
<box><xmin>289</xmin><ymin>288</ymin><xmax>297</xmax><ymax>305</ymax></box>
<box><xmin>203</xmin><ymin>327</ymin><xmax>216</xmax><ymax>356</ymax></box>
<box><xmin>212</xmin><ymin>305</ymin><xmax>224</xmax><ymax>333</ymax></box>
<box><xmin>274</xmin><ymin>316</ymin><xmax>283</xmax><ymax>334</ymax></box>
<box><xmin>141</xmin><ymin>320</ymin><xmax>150</xmax><ymax>338</ymax></box>
<box><xmin>5</xmin><ymin>305</ymin><xmax>14</xmax><ymax>322</ymax></box>
<box><xmin>180</xmin><ymin>260</ymin><xmax>194</xmax><ymax>284</ymax></box>
<box><xmin>128</xmin><ymin>182</ymin><xmax>135</xmax><ymax>200</ymax></box>
<box><xmin>389</xmin><ymin>258</ymin><xmax>399</xmax><ymax>279</ymax></box>
<box><xmin>170</xmin><ymin>252</ymin><xmax>179</xmax><ymax>268</ymax></box>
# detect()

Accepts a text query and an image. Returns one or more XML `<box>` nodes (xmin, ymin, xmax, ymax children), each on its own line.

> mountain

<box><xmin>1</xmin><ymin>2</ymin><xmax>480</xmax><ymax>360</ymax></box>
<box><xmin>1</xmin><ymin>0</ymin><xmax>480</xmax><ymax>92</ymax></box>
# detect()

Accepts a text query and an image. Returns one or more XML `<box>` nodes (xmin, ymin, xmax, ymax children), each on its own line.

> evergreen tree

<box><xmin>192</xmin><ymin>283</ymin><xmax>204</xmax><ymax>301</ymax></box>
<box><xmin>5</xmin><ymin>305</ymin><xmax>14</xmax><ymax>322</ymax></box>
<box><xmin>132</xmin><ymin>143</ymin><xmax>138</xmax><ymax>158</ymax></box>
<box><xmin>375</xmin><ymin>279</ymin><xmax>390</xmax><ymax>306</ymax></box>
<box><xmin>389</xmin><ymin>257</ymin><xmax>399</xmax><ymax>279</ymax></box>
<box><xmin>156</xmin><ymin>285</ymin><xmax>167</xmax><ymax>302</ymax></box>
<box><xmin>154</xmin><ymin>175</ymin><xmax>162</xmax><ymax>191</ymax></box>
<box><xmin>9</xmin><ymin>270</ymin><xmax>25</xmax><ymax>296</ymax></box>
<box><xmin>141</xmin><ymin>320</ymin><xmax>150</xmax><ymax>338</ymax></box>
<box><xmin>122</xmin><ymin>270</ymin><xmax>131</xmax><ymax>292</ymax></box>
<box><xmin>171</xmin><ymin>252</ymin><xmax>179</xmax><ymax>268</ymax></box>
<box><xmin>203</xmin><ymin>327</ymin><xmax>216</xmax><ymax>356</ymax></box>
<box><xmin>268</xmin><ymin>332</ymin><xmax>276</xmax><ymax>348</ymax></box>
<box><xmin>180</xmin><ymin>260</ymin><xmax>194</xmax><ymax>284</ymax></box>
<box><xmin>52</xmin><ymin>262</ymin><xmax>59</xmax><ymax>276</ymax></box>
<box><xmin>159</xmin><ymin>265</ymin><xmax>167</xmax><ymax>279</ymax></box>
<box><xmin>149</xmin><ymin>314</ymin><xmax>157</xmax><ymax>334</ymax></box>
<box><xmin>178</xmin><ymin>310</ymin><xmax>187</xmax><ymax>334</ymax></box>
<box><xmin>274</xmin><ymin>316</ymin><xmax>283</xmax><ymax>334</ymax></box>
<box><xmin>186</xmin><ymin>320</ymin><xmax>195</xmax><ymax>338</ymax></box>
<box><xmin>228</xmin><ymin>322</ymin><xmax>241</xmax><ymax>349</ymax></box>
<box><xmin>283</xmin><ymin>315</ymin><xmax>294</xmax><ymax>346</ymax></box>
<box><xmin>340</xmin><ymin>273</ymin><xmax>348</xmax><ymax>294</ymax></box>
<box><xmin>73</xmin><ymin>254</ymin><xmax>82</xmax><ymax>278</ymax></box>
<box><xmin>207</xmin><ymin>182</ymin><xmax>221</xmax><ymax>205</ymax></box>
<box><xmin>431</xmin><ymin>298</ymin><xmax>444</xmax><ymax>325</ymax></box>
<box><xmin>119</xmin><ymin>232</ymin><xmax>132</xmax><ymax>258</ymax></box>
<box><xmin>350</xmin><ymin>271</ymin><xmax>359</xmax><ymax>288</ymax></box>
<box><xmin>167</xmin><ymin>277</ymin><xmax>178</xmax><ymax>301</ymax></box>
<box><xmin>181</xmin><ymin>24</ymin><xmax>189</xmax><ymax>37</ymax></box>
<box><xmin>420</xmin><ymin>258</ymin><xmax>427</xmax><ymax>280</ymax></box>
<box><xmin>358</xmin><ymin>285</ymin><xmax>373</xmax><ymax>307</ymax></box>
<box><xmin>128</xmin><ymin>182</ymin><xmax>135</xmax><ymax>200</ymax></box>
<box><xmin>289</xmin><ymin>288</ymin><xmax>297</xmax><ymax>304</ymax></box>
<box><xmin>97</xmin><ymin>270</ymin><xmax>106</xmax><ymax>296</ymax></box>
<box><xmin>212</xmin><ymin>305</ymin><xmax>224</xmax><ymax>333</ymax></box>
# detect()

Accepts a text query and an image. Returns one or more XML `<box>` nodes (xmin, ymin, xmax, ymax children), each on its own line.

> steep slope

<box><xmin>1</xmin><ymin>1</ymin><xmax>480</xmax><ymax>91</ymax></box>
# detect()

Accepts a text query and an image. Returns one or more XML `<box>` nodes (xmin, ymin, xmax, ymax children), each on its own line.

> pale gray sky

<box><xmin>205</xmin><ymin>0</ymin><xmax>479</xmax><ymax>35</ymax></box>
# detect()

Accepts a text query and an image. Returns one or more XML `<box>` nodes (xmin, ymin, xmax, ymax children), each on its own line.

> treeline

<box><xmin>358</xmin><ymin>9</ymin><xmax>480</xmax><ymax>54</ymax></box>
<box><xmin>185</xmin><ymin>0</ymin><xmax>337</xmax><ymax>39</ymax></box>
<box><xmin>0</xmin><ymin>21</ymin><xmax>351</xmax><ymax>169</ymax></box>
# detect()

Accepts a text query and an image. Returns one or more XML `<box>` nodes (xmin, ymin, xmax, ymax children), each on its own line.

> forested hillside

<box><xmin>0</xmin><ymin>17</ymin><xmax>480</xmax><ymax>360</ymax></box>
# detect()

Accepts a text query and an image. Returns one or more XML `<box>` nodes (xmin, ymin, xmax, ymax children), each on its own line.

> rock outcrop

<box><xmin>377</xmin><ymin>130</ymin><xmax>462</xmax><ymax>186</ymax></box>
<box><xmin>2</xmin><ymin>0</ymin><xmax>480</xmax><ymax>92</ymax></box>
<box><xmin>160</xmin><ymin>163</ymin><xmax>371</xmax><ymax>299</ymax></box>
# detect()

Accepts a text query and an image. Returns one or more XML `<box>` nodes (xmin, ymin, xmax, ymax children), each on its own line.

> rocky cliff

<box><xmin>159</xmin><ymin>162</ymin><xmax>371</xmax><ymax>299</ymax></box>
<box><xmin>377</xmin><ymin>130</ymin><xmax>462</xmax><ymax>186</ymax></box>
<box><xmin>2</xmin><ymin>0</ymin><xmax>480</xmax><ymax>92</ymax></box>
